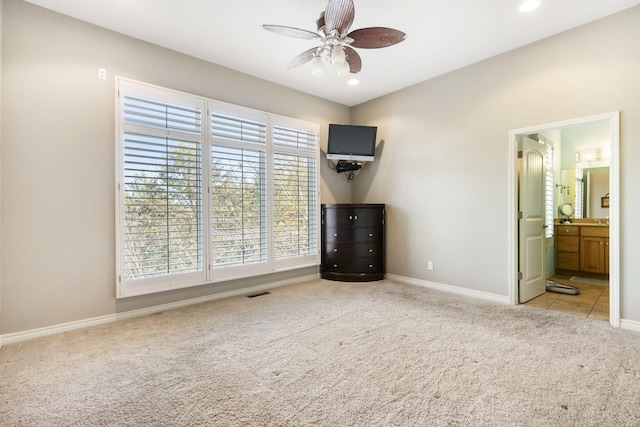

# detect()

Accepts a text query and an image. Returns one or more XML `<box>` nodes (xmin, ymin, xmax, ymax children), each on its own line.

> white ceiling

<box><xmin>24</xmin><ymin>0</ymin><xmax>640</xmax><ymax>106</ymax></box>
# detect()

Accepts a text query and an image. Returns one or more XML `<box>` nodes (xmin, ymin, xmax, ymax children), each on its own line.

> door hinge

<box><xmin>518</xmin><ymin>150</ymin><xmax>523</xmax><ymax>159</ymax></box>
<box><xmin>518</xmin><ymin>211</ymin><xmax>523</xmax><ymax>220</ymax></box>
<box><xmin>518</xmin><ymin>272</ymin><xmax>523</xmax><ymax>280</ymax></box>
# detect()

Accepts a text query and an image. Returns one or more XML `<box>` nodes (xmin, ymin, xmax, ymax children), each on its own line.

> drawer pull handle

<box><xmin>369</xmin><ymin>265</ymin><xmax>374</xmax><ymax>268</ymax></box>
<box><xmin>369</xmin><ymin>249</ymin><xmax>373</xmax><ymax>253</ymax></box>
<box><xmin>333</xmin><ymin>264</ymin><xmax>338</xmax><ymax>267</ymax></box>
<box><xmin>334</xmin><ymin>234</ymin><xmax>338</xmax><ymax>237</ymax></box>
<box><xmin>369</xmin><ymin>233</ymin><xmax>373</xmax><ymax>237</ymax></box>
<box><xmin>334</xmin><ymin>248</ymin><xmax>338</xmax><ymax>252</ymax></box>
<box><xmin>354</xmin><ymin>215</ymin><xmax>358</xmax><ymax>220</ymax></box>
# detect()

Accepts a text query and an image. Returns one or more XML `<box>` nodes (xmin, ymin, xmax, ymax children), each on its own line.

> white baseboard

<box><xmin>0</xmin><ymin>274</ymin><xmax>319</xmax><ymax>347</ymax></box>
<box><xmin>387</xmin><ymin>274</ymin><xmax>640</xmax><ymax>334</ymax></box>
<box><xmin>4</xmin><ymin>273</ymin><xmax>636</xmax><ymax>348</ymax></box>
<box><xmin>620</xmin><ymin>319</ymin><xmax>640</xmax><ymax>333</ymax></box>
<box><xmin>386</xmin><ymin>274</ymin><xmax>511</xmax><ymax>304</ymax></box>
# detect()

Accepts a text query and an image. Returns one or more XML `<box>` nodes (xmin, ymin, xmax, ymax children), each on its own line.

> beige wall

<box><xmin>3</xmin><ymin>0</ymin><xmax>640</xmax><ymax>336</ymax></box>
<box><xmin>0</xmin><ymin>0</ymin><xmax>351</xmax><ymax>334</ymax></box>
<box><xmin>352</xmin><ymin>6</ymin><xmax>640</xmax><ymax>321</ymax></box>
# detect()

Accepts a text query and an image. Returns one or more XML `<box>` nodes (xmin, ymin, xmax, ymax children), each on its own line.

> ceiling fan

<box><xmin>263</xmin><ymin>0</ymin><xmax>406</xmax><ymax>77</ymax></box>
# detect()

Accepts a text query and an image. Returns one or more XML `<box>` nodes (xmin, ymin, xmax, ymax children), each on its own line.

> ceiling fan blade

<box><xmin>316</xmin><ymin>12</ymin><xmax>326</xmax><ymax>31</ymax></box>
<box><xmin>324</xmin><ymin>0</ymin><xmax>355</xmax><ymax>34</ymax></box>
<box><xmin>344</xmin><ymin>46</ymin><xmax>362</xmax><ymax>73</ymax></box>
<box><xmin>348</xmin><ymin>27</ymin><xmax>407</xmax><ymax>48</ymax></box>
<box><xmin>263</xmin><ymin>25</ymin><xmax>321</xmax><ymax>41</ymax></box>
<box><xmin>287</xmin><ymin>48</ymin><xmax>318</xmax><ymax>69</ymax></box>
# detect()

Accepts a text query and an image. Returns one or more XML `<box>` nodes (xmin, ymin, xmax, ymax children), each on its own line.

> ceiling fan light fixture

<box><xmin>331</xmin><ymin>45</ymin><xmax>346</xmax><ymax>66</ymax></box>
<box><xmin>336</xmin><ymin>61</ymin><xmax>350</xmax><ymax>77</ymax></box>
<box><xmin>264</xmin><ymin>0</ymin><xmax>406</xmax><ymax>76</ymax></box>
<box><xmin>310</xmin><ymin>56</ymin><xmax>325</xmax><ymax>76</ymax></box>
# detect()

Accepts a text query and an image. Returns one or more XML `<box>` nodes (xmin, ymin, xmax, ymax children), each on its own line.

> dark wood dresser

<box><xmin>321</xmin><ymin>203</ymin><xmax>385</xmax><ymax>281</ymax></box>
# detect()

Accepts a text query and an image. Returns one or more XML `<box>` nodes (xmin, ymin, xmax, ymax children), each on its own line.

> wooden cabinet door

<box><xmin>580</xmin><ymin>237</ymin><xmax>605</xmax><ymax>273</ymax></box>
<box><xmin>605</xmin><ymin>238</ymin><xmax>610</xmax><ymax>274</ymax></box>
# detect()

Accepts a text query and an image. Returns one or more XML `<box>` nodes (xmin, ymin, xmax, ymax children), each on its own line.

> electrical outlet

<box><xmin>98</xmin><ymin>68</ymin><xmax>107</xmax><ymax>80</ymax></box>
<box><xmin>428</xmin><ymin>261</ymin><xmax>434</xmax><ymax>270</ymax></box>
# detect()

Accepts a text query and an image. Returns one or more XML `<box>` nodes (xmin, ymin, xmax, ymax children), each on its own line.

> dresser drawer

<box><xmin>581</xmin><ymin>226</ymin><xmax>609</xmax><ymax>237</ymax></box>
<box><xmin>557</xmin><ymin>253</ymin><xmax>579</xmax><ymax>270</ymax></box>
<box><xmin>323</xmin><ymin>208</ymin><xmax>384</xmax><ymax>228</ymax></box>
<box><xmin>556</xmin><ymin>225</ymin><xmax>579</xmax><ymax>236</ymax></box>
<box><xmin>324</xmin><ymin>227</ymin><xmax>383</xmax><ymax>243</ymax></box>
<box><xmin>324</xmin><ymin>242</ymin><xmax>383</xmax><ymax>259</ymax></box>
<box><xmin>322</xmin><ymin>257</ymin><xmax>384</xmax><ymax>274</ymax></box>
<box><xmin>556</xmin><ymin>236</ymin><xmax>579</xmax><ymax>253</ymax></box>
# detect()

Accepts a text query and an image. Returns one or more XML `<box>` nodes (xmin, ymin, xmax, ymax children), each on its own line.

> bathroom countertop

<box><xmin>556</xmin><ymin>222</ymin><xmax>609</xmax><ymax>227</ymax></box>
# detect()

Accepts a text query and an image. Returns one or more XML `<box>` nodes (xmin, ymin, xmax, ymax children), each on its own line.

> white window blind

<box><xmin>123</xmin><ymin>134</ymin><xmax>202</xmax><ymax>280</ymax></box>
<box><xmin>575</xmin><ymin>168</ymin><xmax>584</xmax><ymax>218</ymax></box>
<box><xmin>273</xmin><ymin>124</ymin><xmax>317</xmax><ymax>150</ymax></box>
<box><xmin>210</xmin><ymin>145</ymin><xmax>267</xmax><ymax>267</ymax></box>
<box><xmin>117</xmin><ymin>80</ymin><xmax>320</xmax><ymax>297</ymax></box>
<box><xmin>209</xmin><ymin>108</ymin><xmax>268</xmax><ymax>276</ymax></box>
<box><xmin>211</xmin><ymin>112</ymin><xmax>266</xmax><ymax>143</ymax></box>
<box><xmin>118</xmin><ymin>86</ymin><xmax>206</xmax><ymax>296</ymax></box>
<box><xmin>545</xmin><ymin>143</ymin><xmax>554</xmax><ymax>238</ymax></box>
<box><xmin>272</xmin><ymin>123</ymin><xmax>318</xmax><ymax>262</ymax></box>
<box><xmin>124</xmin><ymin>94</ymin><xmax>202</xmax><ymax>134</ymax></box>
<box><xmin>273</xmin><ymin>153</ymin><xmax>318</xmax><ymax>259</ymax></box>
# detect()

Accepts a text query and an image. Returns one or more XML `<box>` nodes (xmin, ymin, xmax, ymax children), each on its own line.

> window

<box><xmin>574</xmin><ymin>168</ymin><xmax>584</xmax><ymax>219</ymax></box>
<box><xmin>209</xmin><ymin>107</ymin><xmax>269</xmax><ymax>281</ymax></box>
<box><xmin>116</xmin><ymin>80</ymin><xmax>319</xmax><ymax>297</ymax></box>
<box><xmin>544</xmin><ymin>143</ymin><xmax>554</xmax><ymax>238</ymax></box>
<box><xmin>272</xmin><ymin>121</ymin><xmax>319</xmax><ymax>269</ymax></box>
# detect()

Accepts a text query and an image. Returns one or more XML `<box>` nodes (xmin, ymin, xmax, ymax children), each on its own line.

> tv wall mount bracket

<box><xmin>335</xmin><ymin>161</ymin><xmax>362</xmax><ymax>173</ymax></box>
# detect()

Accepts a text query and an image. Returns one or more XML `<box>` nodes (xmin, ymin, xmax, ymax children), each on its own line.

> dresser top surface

<box><xmin>322</xmin><ymin>203</ymin><xmax>385</xmax><ymax>208</ymax></box>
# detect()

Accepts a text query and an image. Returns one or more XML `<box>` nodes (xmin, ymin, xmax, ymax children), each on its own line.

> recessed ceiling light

<box><xmin>519</xmin><ymin>0</ymin><xmax>542</xmax><ymax>13</ymax></box>
<box><xmin>347</xmin><ymin>79</ymin><xmax>360</xmax><ymax>86</ymax></box>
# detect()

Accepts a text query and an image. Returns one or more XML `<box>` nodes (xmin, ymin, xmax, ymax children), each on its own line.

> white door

<box><xmin>519</xmin><ymin>136</ymin><xmax>546</xmax><ymax>303</ymax></box>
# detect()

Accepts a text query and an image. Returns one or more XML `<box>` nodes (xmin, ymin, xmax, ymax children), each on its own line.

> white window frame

<box><xmin>270</xmin><ymin>115</ymin><xmax>321</xmax><ymax>271</ymax></box>
<box><xmin>116</xmin><ymin>79</ymin><xmax>320</xmax><ymax>298</ymax></box>
<box><xmin>116</xmin><ymin>80</ymin><xmax>208</xmax><ymax>297</ymax></box>
<box><xmin>208</xmin><ymin>101</ymin><xmax>270</xmax><ymax>282</ymax></box>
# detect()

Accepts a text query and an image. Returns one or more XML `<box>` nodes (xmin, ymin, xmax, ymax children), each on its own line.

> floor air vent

<box><xmin>247</xmin><ymin>291</ymin><xmax>271</xmax><ymax>298</ymax></box>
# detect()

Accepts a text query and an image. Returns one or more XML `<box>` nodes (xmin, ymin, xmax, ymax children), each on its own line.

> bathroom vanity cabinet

<box><xmin>555</xmin><ymin>225</ymin><xmax>580</xmax><ymax>271</ymax></box>
<box><xmin>321</xmin><ymin>204</ymin><xmax>385</xmax><ymax>282</ymax></box>
<box><xmin>580</xmin><ymin>226</ymin><xmax>609</xmax><ymax>274</ymax></box>
<box><xmin>555</xmin><ymin>224</ymin><xmax>609</xmax><ymax>276</ymax></box>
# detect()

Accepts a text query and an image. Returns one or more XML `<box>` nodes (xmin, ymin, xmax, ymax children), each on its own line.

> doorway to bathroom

<box><xmin>508</xmin><ymin>112</ymin><xmax>620</xmax><ymax>327</ymax></box>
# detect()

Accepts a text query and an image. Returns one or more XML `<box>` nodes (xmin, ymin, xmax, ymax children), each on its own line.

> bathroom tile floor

<box><xmin>524</xmin><ymin>275</ymin><xmax>609</xmax><ymax>322</ymax></box>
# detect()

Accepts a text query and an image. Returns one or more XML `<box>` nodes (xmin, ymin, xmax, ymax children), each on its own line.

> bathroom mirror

<box><xmin>560</xmin><ymin>203</ymin><xmax>574</xmax><ymax>216</ymax></box>
<box><xmin>559</xmin><ymin>203</ymin><xmax>574</xmax><ymax>223</ymax></box>
<box><xmin>560</xmin><ymin>167</ymin><xmax>609</xmax><ymax>218</ymax></box>
<box><xmin>555</xmin><ymin>120</ymin><xmax>611</xmax><ymax>219</ymax></box>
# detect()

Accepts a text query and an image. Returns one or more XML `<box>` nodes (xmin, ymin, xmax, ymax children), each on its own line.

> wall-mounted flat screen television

<box><xmin>327</xmin><ymin>124</ymin><xmax>377</xmax><ymax>162</ymax></box>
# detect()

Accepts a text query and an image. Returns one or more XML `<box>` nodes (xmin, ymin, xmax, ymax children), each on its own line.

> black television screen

<box><xmin>327</xmin><ymin>124</ymin><xmax>377</xmax><ymax>162</ymax></box>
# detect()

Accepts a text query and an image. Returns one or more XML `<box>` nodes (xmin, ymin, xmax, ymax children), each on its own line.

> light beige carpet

<box><xmin>2</xmin><ymin>279</ymin><xmax>640</xmax><ymax>426</ymax></box>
